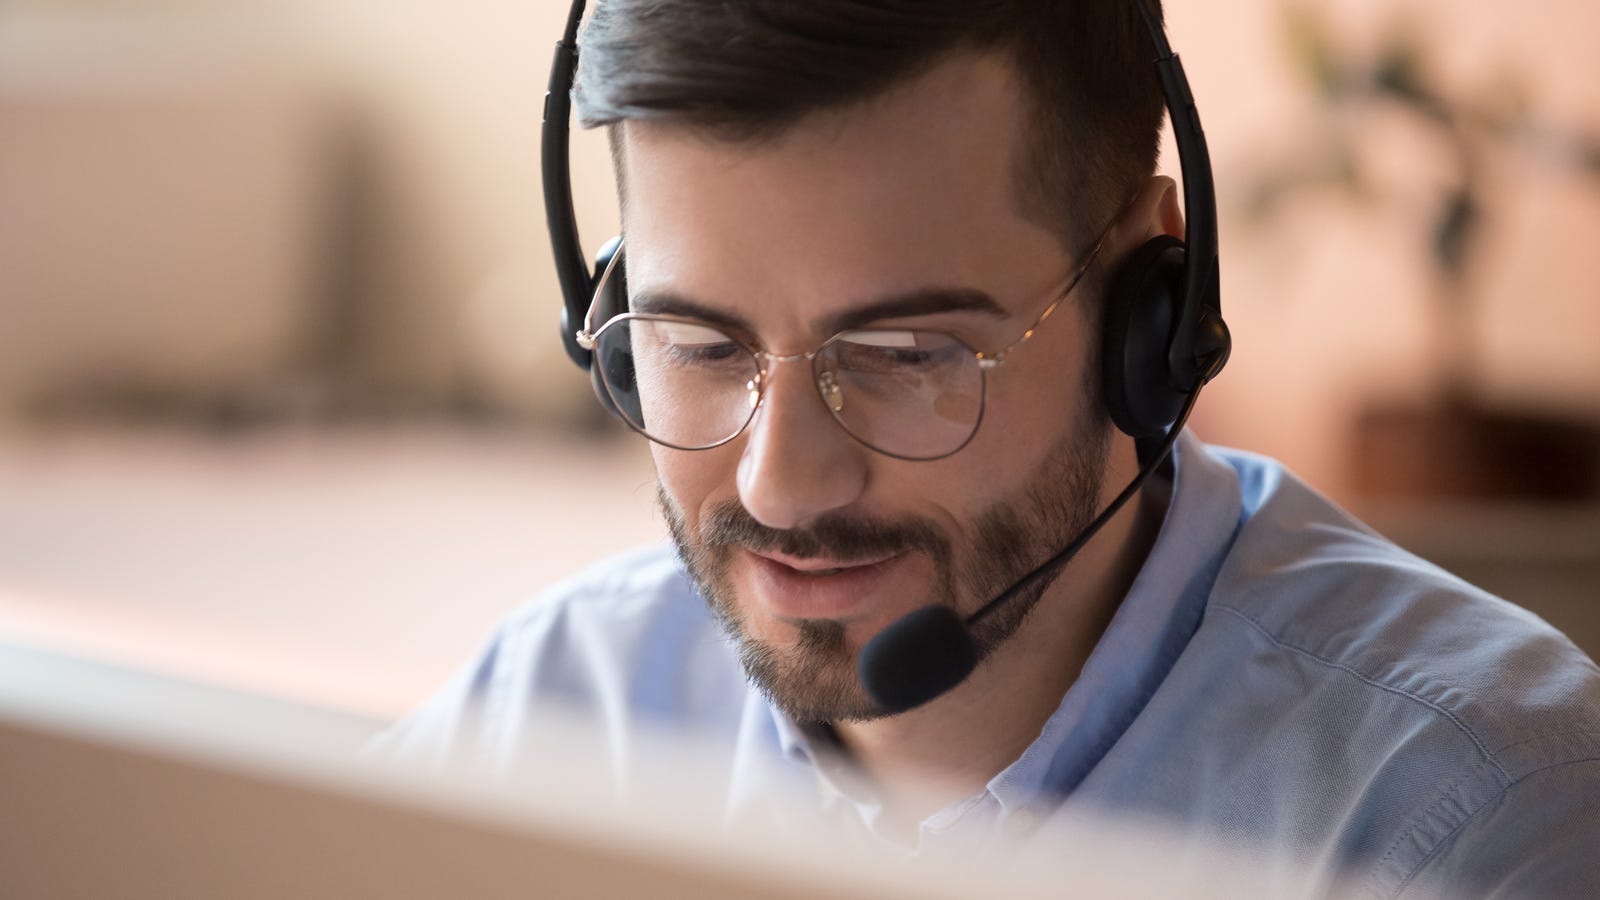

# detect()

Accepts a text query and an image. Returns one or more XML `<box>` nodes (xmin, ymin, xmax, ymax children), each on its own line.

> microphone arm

<box><xmin>971</xmin><ymin>388</ymin><xmax>1197</xmax><ymax>630</ymax></box>
<box><xmin>856</xmin><ymin>383</ymin><xmax>1207</xmax><ymax>715</ymax></box>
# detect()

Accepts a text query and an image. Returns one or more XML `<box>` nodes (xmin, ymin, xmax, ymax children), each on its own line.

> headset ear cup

<box><xmin>1102</xmin><ymin>235</ymin><xmax>1190</xmax><ymax>438</ymax></box>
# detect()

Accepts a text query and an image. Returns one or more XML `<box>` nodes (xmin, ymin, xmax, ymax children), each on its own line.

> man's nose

<box><xmin>736</xmin><ymin>363</ymin><xmax>869</xmax><ymax>531</ymax></box>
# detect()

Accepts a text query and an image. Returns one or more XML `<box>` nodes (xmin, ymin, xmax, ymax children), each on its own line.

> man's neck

<box><xmin>831</xmin><ymin>452</ymin><xmax>1172</xmax><ymax>823</ymax></box>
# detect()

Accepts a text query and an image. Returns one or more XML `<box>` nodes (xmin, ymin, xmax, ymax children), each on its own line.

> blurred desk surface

<box><xmin>0</xmin><ymin>423</ymin><xmax>663</xmax><ymax>719</ymax></box>
<box><xmin>0</xmin><ymin>642</ymin><xmax>909</xmax><ymax>900</ymax></box>
<box><xmin>0</xmin><ymin>640</ymin><xmax>1296</xmax><ymax>899</ymax></box>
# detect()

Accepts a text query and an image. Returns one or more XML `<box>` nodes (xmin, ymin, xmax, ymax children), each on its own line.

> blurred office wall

<box><xmin>1</xmin><ymin>0</ymin><xmax>619</xmax><ymax>427</ymax></box>
<box><xmin>3</xmin><ymin>0</ymin><xmax>1597</xmax><ymax>476</ymax></box>
<box><xmin>0</xmin><ymin>0</ymin><xmax>1596</xmax><ymax>712</ymax></box>
<box><xmin>1179</xmin><ymin>0</ymin><xmax>1600</xmax><ymax>500</ymax></box>
<box><xmin>2</xmin><ymin>0</ymin><xmax>1595</xmax><ymax>487</ymax></box>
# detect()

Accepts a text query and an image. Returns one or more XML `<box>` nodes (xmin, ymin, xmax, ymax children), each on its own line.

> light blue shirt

<box><xmin>380</xmin><ymin>433</ymin><xmax>1600</xmax><ymax>897</ymax></box>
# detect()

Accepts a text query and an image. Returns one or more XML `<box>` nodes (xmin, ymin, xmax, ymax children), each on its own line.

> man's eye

<box><xmin>837</xmin><ymin>329</ymin><xmax>920</xmax><ymax>349</ymax></box>
<box><xmin>834</xmin><ymin>331</ymin><xmax>956</xmax><ymax>371</ymax></box>
<box><xmin>675</xmin><ymin>342</ymin><xmax>741</xmax><ymax>362</ymax></box>
<box><xmin>655</xmin><ymin>321</ymin><xmax>729</xmax><ymax>346</ymax></box>
<box><xmin>649</xmin><ymin>322</ymin><xmax>744</xmax><ymax>364</ymax></box>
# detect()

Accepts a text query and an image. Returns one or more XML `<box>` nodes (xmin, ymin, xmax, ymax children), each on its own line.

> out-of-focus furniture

<box><xmin>1361</xmin><ymin>502</ymin><xmax>1600</xmax><ymax>662</ymax></box>
<box><xmin>0</xmin><ymin>19</ymin><xmax>336</xmax><ymax>419</ymax></box>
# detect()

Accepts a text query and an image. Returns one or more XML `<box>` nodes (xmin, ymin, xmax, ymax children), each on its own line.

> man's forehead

<box><xmin>612</xmin><ymin>53</ymin><xmax>1076</xmax><ymax>338</ymax></box>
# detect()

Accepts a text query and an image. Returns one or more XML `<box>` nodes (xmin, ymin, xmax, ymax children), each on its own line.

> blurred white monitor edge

<box><xmin>0</xmin><ymin>640</ymin><xmax>1350</xmax><ymax>899</ymax></box>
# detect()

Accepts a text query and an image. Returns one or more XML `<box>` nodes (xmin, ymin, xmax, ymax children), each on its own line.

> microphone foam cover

<box><xmin>857</xmin><ymin>605</ymin><xmax>980</xmax><ymax>714</ymax></box>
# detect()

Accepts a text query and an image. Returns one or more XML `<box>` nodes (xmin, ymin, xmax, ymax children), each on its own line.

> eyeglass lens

<box><xmin>593</xmin><ymin>317</ymin><xmax>986</xmax><ymax>460</ymax></box>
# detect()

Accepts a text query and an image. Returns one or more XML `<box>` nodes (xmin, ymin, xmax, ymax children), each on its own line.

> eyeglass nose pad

<box><xmin>817</xmin><ymin>370</ymin><xmax>844</xmax><ymax>414</ymax></box>
<box><xmin>745</xmin><ymin>376</ymin><xmax>762</xmax><ymax>410</ymax></box>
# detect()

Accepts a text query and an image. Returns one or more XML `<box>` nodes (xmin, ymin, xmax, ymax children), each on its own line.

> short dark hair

<box><xmin>572</xmin><ymin>0</ymin><xmax>1165</xmax><ymax>257</ymax></box>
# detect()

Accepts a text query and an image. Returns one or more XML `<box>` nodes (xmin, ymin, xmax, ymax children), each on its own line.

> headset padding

<box><xmin>1102</xmin><ymin>235</ymin><xmax>1190</xmax><ymax>438</ymax></box>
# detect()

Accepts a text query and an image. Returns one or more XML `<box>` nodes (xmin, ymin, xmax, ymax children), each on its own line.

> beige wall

<box><xmin>1164</xmin><ymin>0</ymin><xmax>1600</xmax><ymax>499</ymax></box>
<box><xmin>0</xmin><ymin>16</ymin><xmax>336</xmax><ymax>414</ymax></box>
<box><xmin>3</xmin><ymin>0</ymin><xmax>1597</xmax><ymax>498</ymax></box>
<box><xmin>281</xmin><ymin>0</ymin><xmax>621</xmax><ymax>417</ymax></box>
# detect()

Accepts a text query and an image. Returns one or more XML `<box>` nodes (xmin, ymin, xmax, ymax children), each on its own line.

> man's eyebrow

<box><xmin>630</xmin><ymin>288</ymin><xmax>1009</xmax><ymax>337</ymax></box>
<box><xmin>630</xmin><ymin>292</ymin><xmax>755</xmax><ymax>335</ymax></box>
<box><xmin>828</xmin><ymin>289</ymin><xmax>1009</xmax><ymax>332</ymax></box>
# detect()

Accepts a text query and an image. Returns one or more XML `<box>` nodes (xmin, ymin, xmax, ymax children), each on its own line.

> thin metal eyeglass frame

<box><xmin>574</xmin><ymin>224</ymin><xmax>1114</xmax><ymax>460</ymax></box>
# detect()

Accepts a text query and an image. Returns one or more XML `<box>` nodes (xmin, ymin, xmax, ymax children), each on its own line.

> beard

<box><xmin>660</xmin><ymin>418</ymin><xmax>1111</xmax><ymax>725</ymax></box>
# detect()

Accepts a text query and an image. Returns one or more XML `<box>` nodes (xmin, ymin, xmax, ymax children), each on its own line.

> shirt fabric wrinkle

<box><xmin>375</xmin><ymin>431</ymin><xmax>1600</xmax><ymax>898</ymax></box>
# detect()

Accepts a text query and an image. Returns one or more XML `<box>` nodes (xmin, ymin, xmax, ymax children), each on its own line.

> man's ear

<box><xmin>1120</xmin><ymin>175</ymin><xmax>1184</xmax><ymax>245</ymax></box>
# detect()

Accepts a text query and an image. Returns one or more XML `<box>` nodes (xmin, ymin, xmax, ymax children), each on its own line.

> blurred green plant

<box><xmin>1242</xmin><ymin>3</ymin><xmax>1600</xmax><ymax>399</ymax></box>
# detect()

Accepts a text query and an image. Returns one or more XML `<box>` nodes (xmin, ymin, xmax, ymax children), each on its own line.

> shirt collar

<box><xmin>766</xmin><ymin>431</ymin><xmax>1244</xmax><ymax>821</ymax></box>
<box><xmin>990</xmin><ymin>430</ymin><xmax>1243</xmax><ymax>810</ymax></box>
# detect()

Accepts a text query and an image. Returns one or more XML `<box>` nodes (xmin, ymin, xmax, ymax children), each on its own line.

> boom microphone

<box><xmin>856</xmin><ymin>390</ymin><xmax>1201</xmax><ymax>715</ymax></box>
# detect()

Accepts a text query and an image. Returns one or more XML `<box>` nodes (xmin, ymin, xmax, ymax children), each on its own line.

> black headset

<box><xmin>541</xmin><ymin>0</ymin><xmax>1230</xmax><ymax>444</ymax></box>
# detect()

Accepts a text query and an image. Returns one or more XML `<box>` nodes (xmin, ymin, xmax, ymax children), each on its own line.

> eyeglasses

<box><xmin>575</xmin><ymin>228</ymin><xmax>1111</xmax><ymax>461</ymax></box>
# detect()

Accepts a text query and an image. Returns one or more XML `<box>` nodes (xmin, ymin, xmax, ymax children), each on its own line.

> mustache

<box><xmin>696</xmin><ymin>498</ymin><xmax>947</xmax><ymax>563</ymax></box>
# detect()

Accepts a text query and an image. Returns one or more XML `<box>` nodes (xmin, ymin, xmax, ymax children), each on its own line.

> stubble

<box><xmin>661</xmin><ymin>421</ymin><xmax>1110</xmax><ymax>724</ymax></box>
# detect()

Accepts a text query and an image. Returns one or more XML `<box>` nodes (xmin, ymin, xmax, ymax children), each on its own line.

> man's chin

<box><xmin>728</xmin><ymin>619</ymin><xmax>892</xmax><ymax>723</ymax></box>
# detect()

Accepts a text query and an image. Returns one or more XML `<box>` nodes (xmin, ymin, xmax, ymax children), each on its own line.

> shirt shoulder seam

<box><xmin>1211</xmin><ymin>603</ymin><xmax>1509</xmax><ymax>781</ymax></box>
<box><xmin>1376</xmin><ymin>756</ymin><xmax>1502</xmax><ymax>895</ymax></box>
<box><xmin>1391</xmin><ymin>755</ymin><xmax>1600</xmax><ymax>898</ymax></box>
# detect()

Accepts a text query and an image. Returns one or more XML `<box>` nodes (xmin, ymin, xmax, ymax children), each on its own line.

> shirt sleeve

<box><xmin>361</xmin><ymin>619</ymin><xmax>512</xmax><ymax>765</ymax></box>
<box><xmin>1403</xmin><ymin>757</ymin><xmax>1600</xmax><ymax>899</ymax></box>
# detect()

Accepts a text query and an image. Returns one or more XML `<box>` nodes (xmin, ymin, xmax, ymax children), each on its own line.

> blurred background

<box><xmin>1</xmin><ymin>0</ymin><xmax>1597</xmax><ymax>720</ymax></box>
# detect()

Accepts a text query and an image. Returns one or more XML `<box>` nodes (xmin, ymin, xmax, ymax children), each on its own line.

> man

<box><xmin>382</xmin><ymin>1</ymin><xmax>1600</xmax><ymax>895</ymax></box>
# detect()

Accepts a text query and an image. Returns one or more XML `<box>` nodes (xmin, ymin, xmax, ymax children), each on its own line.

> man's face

<box><xmin>619</xmin><ymin>52</ymin><xmax>1112</xmax><ymax>722</ymax></box>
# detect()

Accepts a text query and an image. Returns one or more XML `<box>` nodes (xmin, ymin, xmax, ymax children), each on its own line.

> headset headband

<box><xmin>544</xmin><ymin>0</ymin><xmax>591</xmax><ymax>366</ymax></box>
<box><xmin>541</xmin><ymin>0</ymin><xmax>1225</xmax><ymax>381</ymax></box>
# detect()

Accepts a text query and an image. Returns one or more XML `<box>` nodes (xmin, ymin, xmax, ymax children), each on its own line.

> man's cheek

<box><xmin>656</xmin><ymin>450</ymin><xmax>736</xmax><ymax>517</ymax></box>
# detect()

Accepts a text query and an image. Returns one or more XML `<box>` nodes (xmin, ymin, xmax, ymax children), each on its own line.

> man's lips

<box><xmin>748</xmin><ymin>549</ymin><xmax>899</xmax><ymax>575</ymax></box>
<box><xmin>742</xmin><ymin>549</ymin><xmax>909</xmax><ymax>620</ymax></box>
